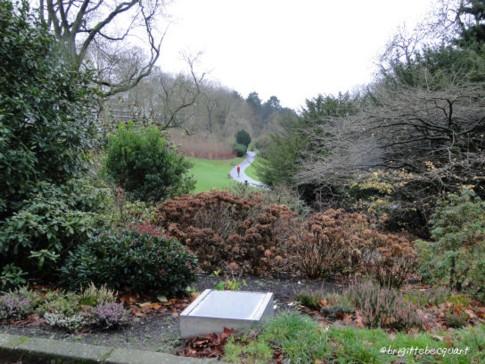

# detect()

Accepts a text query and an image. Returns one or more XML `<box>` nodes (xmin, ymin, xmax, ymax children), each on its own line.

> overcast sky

<box><xmin>158</xmin><ymin>0</ymin><xmax>435</xmax><ymax>109</ymax></box>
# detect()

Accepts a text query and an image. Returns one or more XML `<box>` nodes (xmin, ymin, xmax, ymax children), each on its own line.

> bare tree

<box><xmin>297</xmin><ymin>81</ymin><xmax>485</xmax><ymax>195</ymax></box>
<box><xmin>154</xmin><ymin>55</ymin><xmax>206</xmax><ymax>131</ymax></box>
<box><xmin>37</xmin><ymin>0</ymin><xmax>165</xmax><ymax>96</ymax></box>
<box><xmin>203</xmin><ymin>93</ymin><xmax>217</xmax><ymax>134</ymax></box>
<box><xmin>103</xmin><ymin>53</ymin><xmax>206</xmax><ymax>132</ymax></box>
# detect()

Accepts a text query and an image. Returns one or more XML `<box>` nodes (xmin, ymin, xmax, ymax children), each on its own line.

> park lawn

<box><xmin>188</xmin><ymin>157</ymin><xmax>244</xmax><ymax>193</ymax></box>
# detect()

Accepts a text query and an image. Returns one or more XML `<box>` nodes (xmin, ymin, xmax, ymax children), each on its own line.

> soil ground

<box><xmin>0</xmin><ymin>275</ymin><xmax>340</xmax><ymax>355</ymax></box>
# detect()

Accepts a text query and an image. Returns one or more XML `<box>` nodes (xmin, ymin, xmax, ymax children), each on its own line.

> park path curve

<box><xmin>229</xmin><ymin>151</ymin><xmax>267</xmax><ymax>188</ymax></box>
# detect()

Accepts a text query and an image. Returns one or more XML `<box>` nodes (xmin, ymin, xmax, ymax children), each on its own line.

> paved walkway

<box><xmin>229</xmin><ymin>151</ymin><xmax>266</xmax><ymax>188</ymax></box>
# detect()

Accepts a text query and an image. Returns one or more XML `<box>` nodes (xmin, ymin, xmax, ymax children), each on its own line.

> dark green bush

<box><xmin>0</xmin><ymin>0</ymin><xmax>97</xmax><ymax>217</ymax></box>
<box><xmin>0</xmin><ymin>180</ymin><xmax>109</xmax><ymax>281</ymax></box>
<box><xmin>235</xmin><ymin>129</ymin><xmax>251</xmax><ymax>147</ymax></box>
<box><xmin>232</xmin><ymin>143</ymin><xmax>247</xmax><ymax>157</ymax></box>
<box><xmin>61</xmin><ymin>229</ymin><xmax>198</xmax><ymax>295</ymax></box>
<box><xmin>416</xmin><ymin>189</ymin><xmax>485</xmax><ymax>301</ymax></box>
<box><xmin>105</xmin><ymin>123</ymin><xmax>195</xmax><ymax>202</ymax></box>
<box><xmin>0</xmin><ymin>264</ymin><xmax>26</xmax><ymax>292</ymax></box>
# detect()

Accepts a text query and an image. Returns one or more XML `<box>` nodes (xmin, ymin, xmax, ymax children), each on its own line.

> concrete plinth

<box><xmin>180</xmin><ymin>289</ymin><xmax>274</xmax><ymax>338</ymax></box>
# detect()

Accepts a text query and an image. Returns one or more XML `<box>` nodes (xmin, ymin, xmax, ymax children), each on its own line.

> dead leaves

<box><xmin>119</xmin><ymin>293</ymin><xmax>192</xmax><ymax>319</ymax></box>
<box><xmin>10</xmin><ymin>314</ymin><xmax>45</xmax><ymax>327</ymax></box>
<box><xmin>178</xmin><ymin>327</ymin><xmax>235</xmax><ymax>358</ymax></box>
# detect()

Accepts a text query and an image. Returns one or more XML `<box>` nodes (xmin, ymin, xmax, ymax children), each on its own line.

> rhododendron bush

<box><xmin>156</xmin><ymin>192</ymin><xmax>416</xmax><ymax>283</ymax></box>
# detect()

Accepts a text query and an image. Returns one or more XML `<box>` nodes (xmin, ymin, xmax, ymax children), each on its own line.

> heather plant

<box><xmin>43</xmin><ymin>312</ymin><xmax>91</xmax><ymax>331</ymax></box>
<box><xmin>297</xmin><ymin>290</ymin><xmax>355</xmax><ymax>320</ymax></box>
<box><xmin>37</xmin><ymin>291</ymin><xmax>81</xmax><ymax>316</ymax></box>
<box><xmin>79</xmin><ymin>283</ymin><xmax>117</xmax><ymax>306</ymax></box>
<box><xmin>403</xmin><ymin>287</ymin><xmax>451</xmax><ymax>307</ymax></box>
<box><xmin>0</xmin><ymin>286</ymin><xmax>130</xmax><ymax>332</ymax></box>
<box><xmin>347</xmin><ymin>281</ymin><xmax>421</xmax><ymax>330</ymax></box>
<box><xmin>443</xmin><ymin>305</ymin><xmax>470</xmax><ymax>328</ymax></box>
<box><xmin>416</xmin><ymin>189</ymin><xmax>485</xmax><ymax>301</ymax></box>
<box><xmin>93</xmin><ymin>302</ymin><xmax>129</xmax><ymax>328</ymax></box>
<box><xmin>296</xmin><ymin>291</ymin><xmax>323</xmax><ymax>310</ymax></box>
<box><xmin>0</xmin><ymin>292</ymin><xmax>34</xmax><ymax>320</ymax></box>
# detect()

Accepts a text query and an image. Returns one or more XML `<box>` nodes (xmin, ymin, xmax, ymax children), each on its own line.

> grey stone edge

<box><xmin>0</xmin><ymin>333</ymin><xmax>220</xmax><ymax>364</ymax></box>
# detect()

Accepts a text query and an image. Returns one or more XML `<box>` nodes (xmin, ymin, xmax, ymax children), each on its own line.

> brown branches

<box><xmin>37</xmin><ymin>0</ymin><xmax>165</xmax><ymax>96</ymax></box>
<box><xmin>296</xmin><ymin>82</ymin><xmax>485</xmax><ymax>190</ymax></box>
<box><xmin>154</xmin><ymin>54</ymin><xmax>206</xmax><ymax>130</ymax></box>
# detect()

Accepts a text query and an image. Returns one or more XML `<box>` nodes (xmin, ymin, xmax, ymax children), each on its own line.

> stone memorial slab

<box><xmin>180</xmin><ymin>289</ymin><xmax>274</xmax><ymax>338</ymax></box>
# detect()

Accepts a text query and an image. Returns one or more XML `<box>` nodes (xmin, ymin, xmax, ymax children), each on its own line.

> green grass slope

<box><xmin>244</xmin><ymin>159</ymin><xmax>260</xmax><ymax>181</ymax></box>
<box><xmin>188</xmin><ymin>157</ymin><xmax>244</xmax><ymax>193</ymax></box>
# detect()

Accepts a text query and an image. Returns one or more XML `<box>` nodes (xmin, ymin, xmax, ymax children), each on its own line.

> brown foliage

<box><xmin>156</xmin><ymin>192</ymin><xmax>296</xmax><ymax>276</ymax></box>
<box><xmin>156</xmin><ymin>193</ymin><xmax>416</xmax><ymax>282</ymax></box>
<box><xmin>178</xmin><ymin>327</ymin><xmax>235</xmax><ymax>358</ymax></box>
<box><xmin>293</xmin><ymin>209</ymin><xmax>416</xmax><ymax>286</ymax></box>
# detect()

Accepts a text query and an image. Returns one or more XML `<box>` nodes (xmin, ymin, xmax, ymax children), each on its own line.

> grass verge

<box><xmin>244</xmin><ymin>158</ymin><xmax>260</xmax><ymax>181</ymax></box>
<box><xmin>224</xmin><ymin>312</ymin><xmax>484</xmax><ymax>363</ymax></box>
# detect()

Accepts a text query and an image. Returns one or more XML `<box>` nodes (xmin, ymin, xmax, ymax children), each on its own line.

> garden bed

<box><xmin>0</xmin><ymin>274</ymin><xmax>339</xmax><ymax>355</ymax></box>
<box><xmin>1</xmin><ymin>275</ymin><xmax>484</xmax><ymax>363</ymax></box>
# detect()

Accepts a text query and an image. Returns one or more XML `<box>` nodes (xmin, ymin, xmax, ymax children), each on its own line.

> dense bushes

<box><xmin>232</xmin><ymin>143</ymin><xmax>247</xmax><ymax>157</ymax></box>
<box><xmin>233</xmin><ymin>129</ymin><xmax>251</xmax><ymax>156</ymax></box>
<box><xmin>156</xmin><ymin>192</ymin><xmax>416</xmax><ymax>283</ymax></box>
<box><xmin>105</xmin><ymin>123</ymin><xmax>195</xmax><ymax>202</ymax></box>
<box><xmin>0</xmin><ymin>179</ymin><xmax>109</xmax><ymax>283</ymax></box>
<box><xmin>0</xmin><ymin>0</ymin><xmax>96</xmax><ymax>217</ymax></box>
<box><xmin>293</xmin><ymin>209</ymin><xmax>416</xmax><ymax>286</ymax></box>
<box><xmin>416</xmin><ymin>189</ymin><xmax>485</xmax><ymax>300</ymax></box>
<box><xmin>235</xmin><ymin>129</ymin><xmax>251</xmax><ymax>148</ymax></box>
<box><xmin>156</xmin><ymin>191</ymin><xmax>295</xmax><ymax>276</ymax></box>
<box><xmin>61</xmin><ymin>229</ymin><xmax>197</xmax><ymax>294</ymax></box>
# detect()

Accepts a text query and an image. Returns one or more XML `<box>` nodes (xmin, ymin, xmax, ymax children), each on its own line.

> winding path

<box><xmin>229</xmin><ymin>151</ymin><xmax>267</xmax><ymax>188</ymax></box>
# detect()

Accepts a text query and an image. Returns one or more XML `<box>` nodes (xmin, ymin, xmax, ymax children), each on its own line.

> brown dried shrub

<box><xmin>156</xmin><ymin>192</ymin><xmax>296</xmax><ymax>276</ymax></box>
<box><xmin>293</xmin><ymin>209</ymin><xmax>416</xmax><ymax>286</ymax></box>
<box><xmin>156</xmin><ymin>194</ymin><xmax>416</xmax><ymax>282</ymax></box>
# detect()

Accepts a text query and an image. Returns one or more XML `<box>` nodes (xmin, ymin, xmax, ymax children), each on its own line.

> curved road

<box><xmin>229</xmin><ymin>151</ymin><xmax>267</xmax><ymax>188</ymax></box>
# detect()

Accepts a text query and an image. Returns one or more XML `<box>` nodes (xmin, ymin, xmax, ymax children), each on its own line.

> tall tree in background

<box><xmin>262</xmin><ymin>96</ymin><xmax>282</xmax><ymax>123</ymax></box>
<box><xmin>37</xmin><ymin>0</ymin><xmax>164</xmax><ymax>96</ymax></box>
<box><xmin>255</xmin><ymin>94</ymin><xmax>358</xmax><ymax>187</ymax></box>
<box><xmin>246</xmin><ymin>92</ymin><xmax>262</xmax><ymax>112</ymax></box>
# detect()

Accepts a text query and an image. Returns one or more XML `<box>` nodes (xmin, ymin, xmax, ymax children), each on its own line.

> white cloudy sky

<box><xmin>157</xmin><ymin>0</ymin><xmax>435</xmax><ymax>109</ymax></box>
